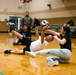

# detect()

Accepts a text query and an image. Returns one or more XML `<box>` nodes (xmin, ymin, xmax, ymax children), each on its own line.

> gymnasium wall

<box><xmin>0</xmin><ymin>21</ymin><xmax>9</xmax><ymax>32</ymax></box>
<box><xmin>29</xmin><ymin>0</ymin><xmax>76</xmax><ymax>24</ymax></box>
<box><xmin>39</xmin><ymin>17</ymin><xmax>76</xmax><ymax>25</ymax></box>
<box><xmin>0</xmin><ymin>0</ymin><xmax>76</xmax><ymax>24</ymax></box>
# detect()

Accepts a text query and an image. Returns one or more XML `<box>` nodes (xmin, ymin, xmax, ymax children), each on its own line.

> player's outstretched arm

<box><xmin>41</xmin><ymin>25</ymin><xmax>48</xmax><ymax>43</ymax></box>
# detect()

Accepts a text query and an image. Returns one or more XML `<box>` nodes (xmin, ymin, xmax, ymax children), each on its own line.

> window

<box><xmin>9</xmin><ymin>16</ymin><xmax>21</xmax><ymax>26</ymax></box>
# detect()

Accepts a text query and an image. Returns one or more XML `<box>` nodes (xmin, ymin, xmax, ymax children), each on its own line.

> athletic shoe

<box><xmin>4</xmin><ymin>50</ymin><xmax>12</xmax><ymax>54</ymax></box>
<box><xmin>47</xmin><ymin>60</ymin><xmax>59</xmax><ymax>67</ymax></box>
<box><xmin>13</xmin><ymin>42</ymin><xmax>19</xmax><ymax>45</ymax></box>
<box><xmin>25</xmin><ymin>51</ymin><xmax>36</xmax><ymax>57</ymax></box>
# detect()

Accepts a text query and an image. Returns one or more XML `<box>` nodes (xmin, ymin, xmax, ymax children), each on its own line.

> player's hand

<box><xmin>54</xmin><ymin>35</ymin><xmax>58</xmax><ymax>39</ymax></box>
<box><xmin>42</xmin><ymin>25</ymin><xmax>48</xmax><ymax>31</ymax></box>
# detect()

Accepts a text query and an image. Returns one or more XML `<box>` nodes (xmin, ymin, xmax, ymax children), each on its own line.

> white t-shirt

<box><xmin>30</xmin><ymin>37</ymin><xmax>48</xmax><ymax>52</ymax></box>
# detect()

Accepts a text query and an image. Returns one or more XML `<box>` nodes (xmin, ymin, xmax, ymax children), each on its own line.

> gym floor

<box><xmin>0</xmin><ymin>33</ymin><xmax>76</xmax><ymax>75</ymax></box>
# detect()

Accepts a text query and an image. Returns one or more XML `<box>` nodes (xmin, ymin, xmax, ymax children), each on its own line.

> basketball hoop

<box><xmin>20</xmin><ymin>0</ymin><xmax>32</xmax><ymax>3</ymax></box>
<box><xmin>20</xmin><ymin>0</ymin><xmax>25</xmax><ymax>3</ymax></box>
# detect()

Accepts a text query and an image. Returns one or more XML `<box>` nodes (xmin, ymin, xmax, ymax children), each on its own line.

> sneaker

<box><xmin>25</xmin><ymin>51</ymin><xmax>36</xmax><ymax>57</ymax></box>
<box><xmin>13</xmin><ymin>42</ymin><xmax>19</xmax><ymax>45</ymax></box>
<box><xmin>4</xmin><ymin>50</ymin><xmax>12</xmax><ymax>54</ymax></box>
<box><xmin>47</xmin><ymin>60</ymin><xmax>59</xmax><ymax>67</ymax></box>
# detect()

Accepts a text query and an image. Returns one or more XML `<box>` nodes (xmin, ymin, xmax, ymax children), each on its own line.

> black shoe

<box><xmin>4</xmin><ymin>50</ymin><xmax>12</xmax><ymax>54</ymax></box>
<box><xmin>13</xmin><ymin>42</ymin><xmax>19</xmax><ymax>45</ymax></box>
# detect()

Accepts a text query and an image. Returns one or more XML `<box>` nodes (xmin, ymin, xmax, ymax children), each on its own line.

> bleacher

<box><xmin>31</xmin><ymin>24</ymin><xmax>76</xmax><ymax>38</ymax></box>
<box><xmin>70</xmin><ymin>26</ymin><xmax>76</xmax><ymax>38</ymax></box>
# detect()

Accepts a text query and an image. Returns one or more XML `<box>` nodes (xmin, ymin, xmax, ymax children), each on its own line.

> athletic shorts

<box><xmin>22</xmin><ymin>36</ymin><xmax>32</xmax><ymax>54</ymax></box>
<box><xmin>23</xmin><ymin>46</ymin><xmax>31</xmax><ymax>54</ymax></box>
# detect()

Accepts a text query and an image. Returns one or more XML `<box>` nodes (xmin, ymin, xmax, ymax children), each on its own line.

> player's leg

<box><xmin>12</xmin><ymin>30</ymin><xmax>23</xmax><ymax>39</ymax></box>
<box><xmin>4</xmin><ymin>49</ymin><xmax>23</xmax><ymax>54</ymax></box>
<box><xmin>26</xmin><ymin>49</ymin><xmax>71</xmax><ymax>60</ymax></box>
<box><xmin>46</xmin><ymin>56</ymin><xmax>59</xmax><ymax>67</ymax></box>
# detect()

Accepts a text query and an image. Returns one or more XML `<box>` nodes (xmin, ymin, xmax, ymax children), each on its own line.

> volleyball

<box><xmin>40</xmin><ymin>20</ymin><xmax>49</xmax><ymax>26</ymax></box>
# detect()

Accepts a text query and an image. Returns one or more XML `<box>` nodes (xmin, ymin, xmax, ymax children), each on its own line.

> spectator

<box><xmin>32</xmin><ymin>18</ymin><xmax>40</xmax><ymax>29</ymax></box>
<box><xmin>20</xmin><ymin>11</ymin><xmax>32</xmax><ymax>31</ymax></box>
<box><xmin>67</xmin><ymin>19</ymin><xmax>74</xmax><ymax>26</ymax></box>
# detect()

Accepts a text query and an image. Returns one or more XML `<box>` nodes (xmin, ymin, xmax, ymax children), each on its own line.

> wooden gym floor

<box><xmin>0</xmin><ymin>33</ymin><xmax>76</xmax><ymax>75</ymax></box>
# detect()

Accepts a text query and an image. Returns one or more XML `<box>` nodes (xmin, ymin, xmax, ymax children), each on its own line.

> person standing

<box><xmin>20</xmin><ymin>11</ymin><xmax>32</xmax><ymax>31</ymax></box>
<box><xmin>67</xmin><ymin>19</ymin><xmax>74</xmax><ymax>26</ymax></box>
<box><xmin>32</xmin><ymin>18</ymin><xmax>40</xmax><ymax>29</ymax></box>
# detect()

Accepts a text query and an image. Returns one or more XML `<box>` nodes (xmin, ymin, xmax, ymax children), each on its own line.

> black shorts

<box><xmin>23</xmin><ymin>46</ymin><xmax>31</xmax><ymax>54</ymax></box>
<box><xmin>21</xmin><ymin>37</ymin><xmax>32</xmax><ymax>54</ymax></box>
<box><xmin>21</xmin><ymin>36</ymin><xmax>31</xmax><ymax>45</ymax></box>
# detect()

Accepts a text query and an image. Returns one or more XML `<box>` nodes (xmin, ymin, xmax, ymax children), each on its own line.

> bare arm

<box><xmin>46</xmin><ymin>29</ymin><xmax>60</xmax><ymax>37</ymax></box>
<box><xmin>54</xmin><ymin>36</ymin><xmax>66</xmax><ymax>45</ymax></box>
<box><xmin>41</xmin><ymin>25</ymin><xmax>48</xmax><ymax>44</ymax></box>
<box><xmin>41</xmin><ymin>30</ymin><xmax>45</xmax><ymax>44</ymax></box>
<box><xmin>35</xmin><ymin>27</ymin><xmax>40</xmax><ymax>39</ymax></box>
